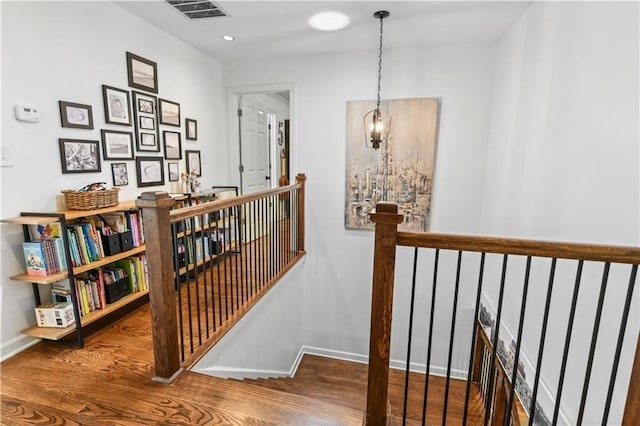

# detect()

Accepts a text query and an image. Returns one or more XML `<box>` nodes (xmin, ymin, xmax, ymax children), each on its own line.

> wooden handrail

<box><xmin>170</xmin><ymin>182</ymin><xmax>302</xmax><ymax>223</ymax></box>
<box><xmin>397</xmin><ymin>232</ymin><xmax>640</xmax><ymax>264</ymax></box>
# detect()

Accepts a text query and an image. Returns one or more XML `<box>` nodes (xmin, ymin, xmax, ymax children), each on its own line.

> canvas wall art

<box><xmin>345</xmin><ymin>97</ymin><xmax>440</xmax><ymax>231</ymax></box>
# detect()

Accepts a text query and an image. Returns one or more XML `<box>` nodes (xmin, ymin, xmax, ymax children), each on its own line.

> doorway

<box><xmin>228</xmin><ymin>84</ymin><xmax>293</xmax><ymax>196</ymax></box>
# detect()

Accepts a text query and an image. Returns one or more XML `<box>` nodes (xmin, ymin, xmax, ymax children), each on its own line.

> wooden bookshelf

<box><xmin>21</xmin><ymin>289</ymin><xmax>149</xmax><ymax>340</ymax></box>
<box><xmin>10</xmin><ymin>271</ymin><xmax>68</xmax><ymax>284</ymax></box>
<box><xmin>72</xmin><ymin>245</ymin><xmax>146</xmax><ymax>275</ymax></box>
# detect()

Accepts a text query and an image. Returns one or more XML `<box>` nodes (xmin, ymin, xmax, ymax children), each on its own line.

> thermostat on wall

<box><xmin>14</xmin><ymin>105</ymin><xmax>40</xmax><ymax>123</ymax></box>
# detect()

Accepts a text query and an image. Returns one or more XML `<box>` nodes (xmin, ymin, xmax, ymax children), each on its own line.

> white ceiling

<box><xmin>116</xmin><ymin>1</ymin><xmax>532</xmax><ymax>62</ymax></box>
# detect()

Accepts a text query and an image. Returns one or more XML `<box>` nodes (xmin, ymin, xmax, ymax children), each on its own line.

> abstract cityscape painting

<box><xmin>345</xmin><ymin>98</ymin><xmax>439</xmax><ymax>231</ymax></box>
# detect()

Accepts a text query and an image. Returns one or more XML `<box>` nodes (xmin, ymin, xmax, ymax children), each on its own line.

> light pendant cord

<box><xmin>376</xmin><ymin>15</ymin><xmax>384</xmax><ymax>112</ymax></box>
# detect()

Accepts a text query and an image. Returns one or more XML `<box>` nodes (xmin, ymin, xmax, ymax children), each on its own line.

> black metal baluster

<box><xmin>463</xmin><ymin>252</ymin><xmax>486</xmax><ymax>426</ymax></box>
<box><xmin>250</xmin><ymin>201</ymin><xmax>256</xmax><ymax>295</ymax></box>
<box><xmin>221</xmin><ymin>210</ymin><xmax>231</xmax><ymax>318</ymax></box>
<box><xmin>421</xmin><ymin>249</ymin><xmax>440</xmax><ymax>426</ymax></box>
<box><xmin>402</xmin><ymin>248</ymin><xmax>420</xmax><ymax>425</ymax></box>
<box><xmin>484</xmin><ymin>254</ymin><xmax>509</xmax><ymax>426</ymax></box>
<box><xmin>504</xmin><ymin>256</ymin><xmax>532</xmax><ymax>426</ymax></box>
<box><xmin>228</xmin><ymin>207</ymin><xmax>239</xmax><ymax>311</ymax></box>
<box><xmin>216</xmin><ymin>213</ymin><xmax>224</xmax><ymax>325</ymax></box>
<box><xmin>189</xmin><ymin>215</ymin><xmax>202</xmax><ymax>347</ymax></box>
<box><xmin>172</xmin><ymin>222</ymin><xmax>185</xmax><ymax>361</ymax></box>
<box><xmin>243</xmin><ymin>203</ymin><xmax>251</xmax><ymax>299</ymax></box>
<box><xmin>270</xmin><ymin>195</ymin><xmax>275</xmax><ymax>281</ymax></box>
<box><xmin>184</xmin><ymin>219</ymin><xmax>195</xmax><ymax>354</ymax></box>
<box><xmin>577</xmin><ymin>262</ymin><xmax>611</xmax><ymax>424</ymax></box>
<box><xmin>529</xmin><ymin>258</ymin><xmax>557</xmax><ymax>423</ymax></box>
<box><xmin>206</xmin><ymin>217</ymin><xmax>216</xmax><ymax>332</ymax></box>
<box><xmin>263</xmin><ymin>197</ymin><xmax>268</xmax><ymax>287</ymax></box>
<box><xmin>553</xmin><ymin>260</ymin><xmax>584</xmax><ymax>425</ymax></box>
<box><xmin>602</xmin><ymin>264</ymin><xmax>638</xmax><ymax>424</ymax></box>
<box><xmin>200</xmin><ymin>213</ymin><xmax>210</xmax><ymax>339</ymax></box>
<box><xmin>443</xmin><ymin>251</ymin><xmax>463</xmax><ymax>426</ymax></box>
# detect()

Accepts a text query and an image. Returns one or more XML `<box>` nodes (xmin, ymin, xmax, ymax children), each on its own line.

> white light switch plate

<box><xmin>1</xmin><ymin>145</ymin><xmax>13</xmax><ymax>167</ymax></box>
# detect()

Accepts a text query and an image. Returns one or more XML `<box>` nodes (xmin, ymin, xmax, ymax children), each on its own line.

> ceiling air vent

<box><xmin>165</xmin><ymin>0</ymin><xmax>229</xmax><ymax>20</ymax></box>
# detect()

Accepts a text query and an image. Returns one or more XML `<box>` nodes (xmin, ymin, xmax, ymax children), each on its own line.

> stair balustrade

<box><xmin>365</xmin><ymin>202</ymin><xmax>640</xmax><ymax>425</ymax></box>
<box><xmin>137</xmin><ymin>174</ymin><xmax>306</xmax><ymax>382</ymax></box>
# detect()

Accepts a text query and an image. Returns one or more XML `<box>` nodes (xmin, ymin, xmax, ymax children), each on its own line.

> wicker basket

<box><xmin>62</xmin><ymin>188</ymin><xmax>120</xmax><ymax>210</ymax></box>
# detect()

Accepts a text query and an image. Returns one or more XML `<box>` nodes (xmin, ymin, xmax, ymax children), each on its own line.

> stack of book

<box><xmin>22</xmin><ymin>239</ymin><xmax>66</xmax><ymax>276</ymax></box>
<box><xmin>66</xmin><ymin>221</ymin><xmax>106</xmax><ymax>267</ymax></box>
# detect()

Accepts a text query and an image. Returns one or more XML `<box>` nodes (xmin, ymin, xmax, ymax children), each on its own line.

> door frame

<box><xmin>227</xmin><ymin>83</ymin><xmax>295</xmax><ymax>195</ymax></box>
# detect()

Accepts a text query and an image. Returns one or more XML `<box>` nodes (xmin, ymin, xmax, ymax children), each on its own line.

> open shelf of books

<box><xmin>3</xmin><ymin>200</ymin><xmax>149</xmax><ymax>347</ymax></box>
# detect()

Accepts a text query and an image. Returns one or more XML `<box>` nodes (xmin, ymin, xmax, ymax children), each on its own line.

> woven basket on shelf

<box><xmin>61</xmin><ymin>188</ymin><xmax>120</xmax><ymax>210</ymax></box>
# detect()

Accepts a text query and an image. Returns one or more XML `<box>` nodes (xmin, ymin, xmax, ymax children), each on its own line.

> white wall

<box><xmin>0</xmin><ymin>1</ymin><xmax>227</xmax><ymax>358</ymax></box>
<box><xmin>480</xmin><ymin>2</ymin><xmax>639</xmax><ymax>424</ymax></box>
<box><xmin>224</xmin><ymin>43</ymin><xmax>497</xmax><ymax>372</ymax></box>
<box><xmin>192</xmin><ymin>258</ymin><xmax>304</xmax><ymax>379</ymax></box>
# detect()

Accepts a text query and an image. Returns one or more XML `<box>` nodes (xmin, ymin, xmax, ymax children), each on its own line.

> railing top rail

<box><xmin>397</xmin><ymin>231</ymin><xmax>640</xmax><ymax>265</ymax></box>
<box><xmin>169</xmin><ymin>183</ymin><xmax>301</xmax><ymax>223</ymax></box>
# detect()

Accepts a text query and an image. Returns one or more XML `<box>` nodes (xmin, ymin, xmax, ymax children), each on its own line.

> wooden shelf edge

<box><xmin>21</xmin><ymin>289</ymin><xmax>150</xmax><ymax>341</ymax></box>
<box><xmin>62</xmin><ymin>200</ymin><xmax>138</xmax><ymax>220</ymax></box>
<box><xmin>10</xmin><ymin>271</ymin><xmax>69</xmax><ymax>284</ymax></box>
<box><xmin>72</xmin><ymin>245</ymin><xmax>146</xmax><ymax>275</ymax></box>
<box><xmin>1</xmin><ymin>216</ymin><xmax>61</xmax><ymax>225</ymax></box>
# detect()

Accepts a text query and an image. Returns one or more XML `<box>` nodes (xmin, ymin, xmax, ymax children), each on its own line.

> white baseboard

<box><xmin>1</xmin><ymin>334</ymin><xmax>40</xmax><ymax>362</ymax></box>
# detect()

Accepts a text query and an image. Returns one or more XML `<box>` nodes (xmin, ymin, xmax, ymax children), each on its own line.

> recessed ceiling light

<box><xmin>222</xmin><ymin>35</ymin><xmax>235</xmax><ymax>41</ymax></box>
<box><xmin>309</xmin><ymin>11</ymin><xmax>350</xmax><ymax>31</ymax></box>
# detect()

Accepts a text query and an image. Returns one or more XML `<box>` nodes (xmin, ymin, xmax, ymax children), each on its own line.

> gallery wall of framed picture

<box><xmin>56</xmin><ymin>50</ymin><xmax>202</xmax><ymax>190</ymax></box>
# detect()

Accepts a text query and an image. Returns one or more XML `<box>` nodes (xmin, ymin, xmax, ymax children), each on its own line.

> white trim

<box><xmin>1</xmin><ymin>334</ymin><xmax>40</xmax><ymax>362</ymax></box>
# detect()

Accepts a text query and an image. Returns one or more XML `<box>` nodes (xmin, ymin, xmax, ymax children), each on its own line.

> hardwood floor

<box><xmin>1</xmin><ymin>300</ymin><xmax>485</xmax><ymax>425</ymax></box>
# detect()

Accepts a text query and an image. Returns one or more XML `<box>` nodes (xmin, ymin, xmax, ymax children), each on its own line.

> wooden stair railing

<box><xmin>365</xmin><ymin>202</ymin><xmax>640</xmax><ymax>426</ymax></box>
<box><xmin>137</xmin><ymin>174</ymin><xmax>306</xmax><ymax>383</ymax></box>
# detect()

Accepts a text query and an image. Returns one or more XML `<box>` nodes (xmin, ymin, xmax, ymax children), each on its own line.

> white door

<box><xmin>239</xmin><ymin>96</ymin><xmax>270</xmax><ymax>195</ymax></box>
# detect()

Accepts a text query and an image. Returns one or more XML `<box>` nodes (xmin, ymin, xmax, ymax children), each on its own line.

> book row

<box><xmin>22</xmin><ymin>239</ymin><xmax>67</xmax><ymax>276</ymax></box>
<box><xmin>50</xmin><ymin>254</ymin><xmax>148</xmax><ymax>318</ymax></box>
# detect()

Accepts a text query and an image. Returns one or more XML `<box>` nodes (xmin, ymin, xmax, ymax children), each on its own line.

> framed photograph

<box><xmin>136</xmin><ymin>156</ymin><xmax>165</xmax><ymax>187</ymax></box>
<box><xmin>185</xmin><ymin>150</ymin><xmax>201</xmax><ymax>177</ymax></box>
<box><xmin>168</xmin><ymin>162</ymin><xmax>179</xmax><ymax>182</ymax></box>
<box><xmin>185</xmin><ymin>118</ymin><xmax>197</xmax><ymax>140</ymax></box>
<box><xmin>163</xmin><ymin>131</ymin><xmax>182</xmax><ymax>160</ymax></box>
<box><xmin>111</xmin><ymin>163</ymin><xmax>129</xmax><ymax>186</ymax></box>
<box><xmin>126</xmin><ymin>52</ymin><xmax>158</xmax><ymax>94</ymax></box>
<box><xmin>138</xmin><ymin>98</ymin><xmax>154</xmax><ymax>114</ymax></box>
<box><xmin>58</xmin><ymin>139</ymin><xmax>101</xmax><ymax>174</ymax></box>
<box><xmin>101</xmin><ymin>129</ymin><xmax>134</xmax><ymax>160</ymax></box>
<box><xmin>102</xmin><ymin>85</ymin><xmax>132</xmax><ymax>126</ymax></box>
<box><xmin>140</xmin><ymin>133</ymin><xmax>156</xmax><ymax>147</ymax></box>
<box><xmin>132</xmin><ymin>91</ymin><xmax>160</xmax><ymax>152</ymax></box>
<box><xmin>59</xmin><ymin>101</ymin><xmax>93</xmax><ymax>129</ymax></box>
<box><xmin>159</xmin><ymin>98</ymin><xmax>180</xmax><ymax>127</ymax></box>
<box><xmin>139</xmin><ymin>116</ymin><xmax>155</xmax><ymax>130</ymax></box>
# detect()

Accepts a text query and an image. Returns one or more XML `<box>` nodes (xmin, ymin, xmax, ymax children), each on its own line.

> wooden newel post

<box><xmin>136</xmin><ymin>192</ymin><xmax>183</xmax><ymax>383</ymax></box>
<box><xmin>295</xmin><ymin>173</ymin><xmax>306</xmax><ymax>253</ymax></box>
<box><xmin>365</xmin><ymin>202</ymin><xmax>404</xmax><ymax>426</ymax></box>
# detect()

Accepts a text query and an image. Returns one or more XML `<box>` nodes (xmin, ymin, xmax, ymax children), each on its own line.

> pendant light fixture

<box><xmin>364</xmin><ymin>10</ymin><xmax>391</xmax><ymax>150</ymax></box>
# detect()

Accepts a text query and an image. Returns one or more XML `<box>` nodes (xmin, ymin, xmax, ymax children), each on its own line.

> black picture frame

<box><xmin>59</xmin><ymin>101</ymin><xmax>93</xmax><ymax>129</ymax></box>
<box><xmin>126</xmin><ymin>52</ymin><xmax>158</xmax><ymax>94</ymax></box>
<box><xmin>185</xmin><ymin>150</ymin><xmax>201</xmax><ymax>177</ymax></box>
<box><xmin>168</xmin><ymin>162</ymin><xmax>179</xmax><ymax>182</ymax></box>
<box><xmin>159</xmin><ymin>98</ymin><xmax>180</xmax><ymax>127</ymax></box>
<box><xmin>163</xmin><ymin>131</ymin><xmax>182</xmax><ymax>160</ymax></box>
<box><xmin>102</xmin><ymin>85</ymin><xmax>132</xmax><ymax>126</ymax></box>
<box><xmin>58</xmin><ymin>139</ymin><xmax>101</xmax><ymax>174</ymax></box>
<box><xmin>136</xmin><ymin>156</ymin><xmax>165</xmax><ymax>187</ymax></box>
<box><xmin>185</xmin><ymin>118</ymin><xmax>197</xmax><ymax>140</ymax></box>
<box><xmin>132</xmin><ymin>91</ymin><xmax>160</xmax><ymax>152</ymax></box>
<box><xmin>101</xmin><ymin>129</ymin><xmax>135</xmax><ymax>160</ymax></box>
<box><xmin>111</xmin><ymin>162</ymin><xmax>129</xmax><ymax>186</ymax></box>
